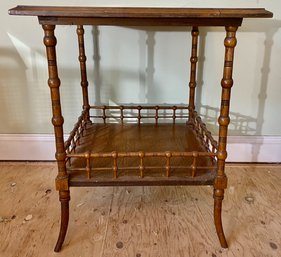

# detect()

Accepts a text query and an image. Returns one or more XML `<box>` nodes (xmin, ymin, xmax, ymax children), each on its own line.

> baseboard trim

<box><xmin>0</xmin><ymin>134</ymin><xmax>56</xmax><ymax>161</ymax></box>
<box><xmin>0</xmin><ymin>134</ymin><xmax>280</xmax><ymax>162</ymax></box>
<box><xmin>227</xmin><ymin>136</ymin><xmax>281</xmax><ymax>162</ymax></box>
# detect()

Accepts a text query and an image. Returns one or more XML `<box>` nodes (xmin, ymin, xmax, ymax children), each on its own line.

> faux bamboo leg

<box><xmin>77</xmin><ymin>25</ymin><xmax>91</xmax><ymax>122</ymax></box>
<box><xmin>42</xmin><ymin>24</ymin><xmax>70</xmax><ymax>252</ymax></box>
<box><xmin>214</xmin><ymin>188</ymin><xmax>227</xmax><ymax>248</ymax></box>
<box><xmin>188</xmin><ymin>26</ymin><xmax>199</xmax><ymax>124</ymax></box>
<box><xmin>54</xmin><ymin>190</ymin><xmax>70</xmax><ymax>252</ymax></box>
<box><xmin>214</xmin><ymin>25</ymin><xmax>238</xmax><ymax>248</ymax></box>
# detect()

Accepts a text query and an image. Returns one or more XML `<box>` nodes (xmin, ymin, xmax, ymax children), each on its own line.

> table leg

<box><xmin>77</xmin><ymin>25</ymin><xmax>91</xmax><ymax>122</ymax></box>
<box><xmin>214</xmin><ymin>25</ymin><xmax>238</xmax><ymax>248</ymax></box>
<box><xmin>188</xmin><ymin>26</ymin><xmax>199</xmax><ymax>124</ymax></box>
<box><xmin>42</xmin><ymin>24</ymin><xmax>70</xmax><ymax>252</ymax></box>
<box><xmin>54</xmin><ymin>190</ymin><xmax>70</xmax><ymax>252</ymax></box>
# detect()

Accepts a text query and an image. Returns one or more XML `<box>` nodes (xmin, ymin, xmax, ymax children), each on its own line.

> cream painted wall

<box><xmin>1</xmin><ymin>0</ymin><xmax>281</xmax><ymax>136</ymax></box>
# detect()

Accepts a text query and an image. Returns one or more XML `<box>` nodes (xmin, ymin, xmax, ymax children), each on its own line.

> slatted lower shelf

<box><xmin>66</xmin><ymin>123</ymin><xmax>217</xmax><ymax>186</ymax></box>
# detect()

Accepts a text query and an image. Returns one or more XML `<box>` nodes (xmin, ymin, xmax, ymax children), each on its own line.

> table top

<box><xmin>9</xmin><ymin>6</ymin><xmax>273</xmax><ymax>18</ymax></box>
<box><xmin>9</xmin><ymin>6</ymin><xmax>273</xmax><ymax>27</ymax></box>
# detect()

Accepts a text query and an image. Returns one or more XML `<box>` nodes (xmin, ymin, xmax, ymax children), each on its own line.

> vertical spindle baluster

<box><xmin>201</xmin><ymin>126</ymin><xmax>204</xmax><ymax>139</ymax></box>
<box><xmin>120</xmin><ymin>106</ymin><xmax>124</xmax><ymax>123</ymax></box>
<box><xmin>173</xmin><ymin>106</ymin><xmax>177</xmax><ymax>124</ymax></box>
<box><xmin>155</xmin><ymin>105</ymin><xmax>159</xmax><ymax>125</ymax></box>
<box><xmin>137</xmin><ymin>106</ymin><xmax>142</xmax><ymax>125</ymax></box>
<box><xmin>139</xmin><ymin>151</ymin><xmax>144</xmax><ymax>178</ymax></box>
<box><xmin>102</xmin><ymin>105</ymin><xmax>106</xmax><ymax>123</ymax></box>
<box><xmin>165</xmin><ymin>152</ymin><xmax>171</xmax><ymax>177</ymax></box>
<box><xmin>71</xmin><ymin>138</ymin><xmax>75</xmax><ymax>153</ymax></box>
<box><xmin>206</xmin><ymin>137</ymin><xmax>210</xmax><ymax>150</ymax></box>
<box><xmin>68</xmin><ymin>151</ymin><xmax>71</xmax><ymax>167</ymax></box>
<box><xmin>112</xmin><ymin>151</ymin><xmax>118</xmax><ymax>178</ymax></box>
<box><xmin>85</xmin><ymin>151</ymin><xmax>91</xmax><ymax>179</ymax></box>
<box><xmin>76</xmin><ymin>131</ymin><xmax>80</xmax><ymax>146</ymax></box>
<box><xmin>191</xmin><ymin>152</ymin><xmax>198</xmax><ymax>177</ymax></box>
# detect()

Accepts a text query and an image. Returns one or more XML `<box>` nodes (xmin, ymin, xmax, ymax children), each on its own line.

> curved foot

<box><xmin>214</xmin><ymin>189</ymin><xmax>228</xmax><ymax>248</ymax></box>
<box><xmin>54</xmin><ymin>190</ymin><xmax>70</xmax><ymax>252</ymax></box>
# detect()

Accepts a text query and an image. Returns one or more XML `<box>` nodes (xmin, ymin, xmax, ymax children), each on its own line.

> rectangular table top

<box><xmin>9</xmin><ymin>6</ymin><xmax>273</xmax><ymax>18</ymax></box>
<box><xmin>9</xmin><ymin>6</ymin><xmax>273</xmax><ymax>27</ymax></box>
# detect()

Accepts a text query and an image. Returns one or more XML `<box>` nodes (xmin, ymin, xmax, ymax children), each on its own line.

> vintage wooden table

<box><xmin>9</xmin><ymin>6</ymin><xmax>273</xmax><ymax>252</ymax></box>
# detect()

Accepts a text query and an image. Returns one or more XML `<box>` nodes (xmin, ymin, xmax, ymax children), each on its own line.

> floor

<box><xmin>0</xmin><ymin>162</ymin><xmax>280</xmax><ymax>257</ymax></box>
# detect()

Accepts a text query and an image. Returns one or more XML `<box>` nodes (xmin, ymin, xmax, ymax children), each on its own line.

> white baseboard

<box><xmin>0</xmin><ymin>134</ymin><xmax>280</xmax><ymax>162</ymax></box>
<box><xmin>227</xmin><ymin>136</ymin><xmax>281</xmax><ymax>163</ymax></box>
<box><xmin>0</xmin><ymin>134</ymin><xmax>56</xmax><ymax>161</ymax></box>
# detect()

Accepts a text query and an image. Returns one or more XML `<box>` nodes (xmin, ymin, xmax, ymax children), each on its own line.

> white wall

<box><xmin>1</xmin><ymin>0</ymin><xmax>281</xmax><ymax>138</ymax></box>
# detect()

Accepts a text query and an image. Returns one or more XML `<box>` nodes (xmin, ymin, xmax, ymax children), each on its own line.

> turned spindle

<box><xmin>77</xmin><ymin>25</ymin><xmax>90</xmax><ymax>122</ymax></box>
<box><xmin>188</xmin><ymin>27</ymin><xmax>199</xmax><ymax>124</ymax></box>
<box><xmin>214</xmin><ymin>25</ymin><xmax>238</xmax><ymax>249</ymax></box>
<box><xmin>43</xmin><ymin>24</ymin><xmax>70</xmax><ymax>253</ymax></box>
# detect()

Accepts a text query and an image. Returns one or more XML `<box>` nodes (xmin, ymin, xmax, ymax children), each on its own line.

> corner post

<box><xmin>42</xmin><ymin>24</ymin><xmax>70</xmax><ymax>252</ymax></box>
<box><xmin>214</xmin><ymin>25</ymin><xmax>238</xmax><ymax>248</ymax></box>
<box><xmin>188</xmin><ymin>26</ymin><xmax>199</xmax><ymax>123</ymax></box>
<box><xmin>77</xmin><ymin>25</ymin><xmax>91</xmax><ymax>121</ymax></box>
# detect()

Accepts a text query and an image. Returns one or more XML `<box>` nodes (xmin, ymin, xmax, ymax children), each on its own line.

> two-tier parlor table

<box><xmin>9</xmin><ymin>6</ymin><xmax>273</xmax><ymax>252</ymax></box>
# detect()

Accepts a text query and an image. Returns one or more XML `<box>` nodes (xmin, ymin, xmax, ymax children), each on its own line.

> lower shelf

<box><xmin>69</xmin><ymin>173</ymin><xmax>216</xmax><ymax>187</ymax></box>
<box><xmin>67</xmin><ymin>122</ymin><xmax>217</xmax><ymax>187</ymax></box>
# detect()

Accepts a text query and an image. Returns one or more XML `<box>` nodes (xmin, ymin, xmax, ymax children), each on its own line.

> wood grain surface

<box><xmin>8</xmin><ymin>6</ymin><xmax>272</xmax><ymax>27</ymax></box>
<box><xmin>66</xmin><ymin>123</ymin><xmax>216</xmax><ymax>187</ymax></box>
<box><xmin>0</xmin><ymin>162</ymin><xmax>280</xmax><ymax>256</ymax></box>
<box><xmin>9</xmin><ymin>6</ymin><xmax>273</xmax><ymax>18</ymax></box>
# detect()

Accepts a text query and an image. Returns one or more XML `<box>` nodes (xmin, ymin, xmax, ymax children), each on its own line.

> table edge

<box><xmin>8</xmin><ymin>6</ymin><xmax>273</xmax><ymax>19</ymax></box>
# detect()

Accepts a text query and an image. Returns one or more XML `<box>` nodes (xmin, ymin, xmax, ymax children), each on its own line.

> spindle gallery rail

<box><xmin>67</xmin><ymin>150</ymin><xmax>217</xmax><ymax>178</ymax></box>
<box><xmin>90</xmin><ymin>104</ymin><xmax>189</xmax><ymax>124</ymax></box>
<box><xmin>9</xmin><ymin>5</ymin><xmax>273</xmax><ymax>253</ymax></box>
<box><xmin>64</xmin><ymin>105</ymin><xmax>218</xmax><ymax>180</ymax></box>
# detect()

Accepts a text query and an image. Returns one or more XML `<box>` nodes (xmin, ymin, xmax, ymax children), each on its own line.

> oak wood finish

<box><xmin>188</xmin><ymin>26</ymin><xmax>199</xmax><ymax>124</ymax></box>
<box><xmin>76</xmin><ymin>25</ymin><xmax>90</xmax><ymax>122</ymax></box>
<box><xmin>42</xmin><ymin>24</ymin><xmax>70</xmax><ymax>252</ymax></box>
<box><xmin>43</xmin><ymin>24</ymin><xmax>67</xmax><ymax>191</ymax></box>
<box><xmin>9</xmin><ymin>5</ymin><xmax>273</xmax><ymax>252</ymax></box>
<box><xmin>9</xmin><ymin>6</ymin><xmax>272</xmax><ymax>27</ymax></box>
<box><xmin>66</xmin><ymin>123</ymin><xmax>217</xmax><ymax>187</ymax></box>
<box><xmin>40</xmin><ymin>17</ymin><xmax>244</xmax><ymax>27</ymax></box>
<box><xmin>9</xmin><ymin>6</ymin><xmax>273</xmax><ymax>18</ymax></box>
<box><xmin>214</xmin><ymin>26</ymin><xmax>238</xmax><ymax>248</ymax></box>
